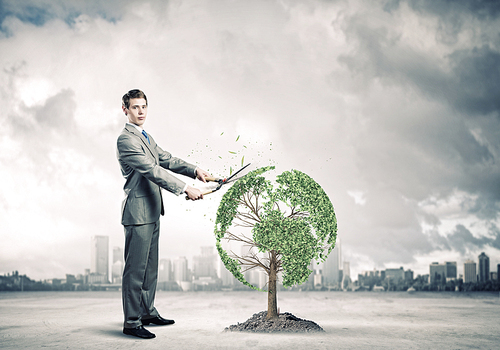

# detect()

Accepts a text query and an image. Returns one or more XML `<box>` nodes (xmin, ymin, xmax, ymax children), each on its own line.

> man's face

<box><xmin>123</xmin><ymin>98</ymin><xmax>148</xmax><ymax>127</ymax></box>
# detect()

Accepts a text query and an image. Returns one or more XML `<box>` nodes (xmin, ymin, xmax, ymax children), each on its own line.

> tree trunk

<box><xmin>267</xmin><ymin>250</ymin><xmax>278</xmax><ymax>320</ymax></box>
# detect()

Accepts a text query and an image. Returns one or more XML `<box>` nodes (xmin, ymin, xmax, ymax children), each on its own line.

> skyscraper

<box><xmin>173</xmin><ymin>256</ymin><xmax>188</xmax><ymax>284</ymax></box>
<box><xmin>478</xmin><ymin>252</ymin><xmax>490</xmax><ymax>282</ymax></box>
<box><xmin>404</xmin><ymin>269</ymin><xmax>414</xmax><ymax>282</ymax></box>
<box><xmin>306</xmin><ymin>260</ymin><xmax>315</xmax><ymax>289</ymax></box>
<box><xmin>112</xmin><ymin>247</ymin><xmax>123</xmax><ymax>284</ymax></box>
<box><xmin>341</xmin><ymin>261</ymin><xmax>351</xmax><ymax>290</ymax></box>
<box><xmin>323</xmin><ymin>238</ymin><xmax>341</xmax><ymax>287</ymax></box>
<box><xmin>113</xmin><ymin>246</ymin><xmax>123</xmax><ymax>264</ymax></box>
<box><xmin>91</xmin><ymin>236</ymin><xmax>109</xmax><ymax>283</ymax></box>
<box><xmin>343</xmin><ymin>261</ymin><xmax>350</xmax><ymax>279</ymax></box>
<box><xmin>218</xmin><ymin>258</ymin><xmax>235</xmax><ymax>286</ymax></box>
<box><xmin>386</xmin><ymin>267</ymin><xmax>405</xmax><ymax>281</ymax></box>
<box><xmin>429</xmin><ymin>262</ymin><xmax>446</xmax><ymax>284</ymax></box>
<box><xmin>159</xmin><ymin>259</ymin><xmax>172</xmax><ymax>283</ymax></box>
<box><xmin>445</xmin><ymin>262</ymin><xmax>457</xmax><ymax>281</ymax></box>
<box><xmin>193</xmin><ymin>246</ymin><xmax>217</xmax><ymax>278</ymax></box>
<box><xmin>464</xmin><ymin>260</ymin><xmax>477</xmax><ymax>283</ymax></box>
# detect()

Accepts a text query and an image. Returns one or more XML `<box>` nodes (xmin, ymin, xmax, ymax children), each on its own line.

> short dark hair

<box><xmin>122</xmin><ymin>89</ymin><xmax>148</xmax><ymax>109</ymax></box>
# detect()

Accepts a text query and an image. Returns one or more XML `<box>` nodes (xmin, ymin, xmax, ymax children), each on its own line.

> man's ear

<box><xmin>122</xmin><ymin>105</ymin><xmax>128</xmax><ymax>115</ymax></box>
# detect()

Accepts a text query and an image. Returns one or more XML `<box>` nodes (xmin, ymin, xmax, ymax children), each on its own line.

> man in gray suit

<box><xmin>117</xmin><ymin>89</ymin><xmax>210</xmax><ymax>339</ymax></box>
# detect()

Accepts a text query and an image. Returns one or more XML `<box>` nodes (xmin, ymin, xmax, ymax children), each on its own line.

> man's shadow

<box><xmin>92</xmin><ymin>323</ymin><xmax>128</xmax><ymax>338</ymax></box>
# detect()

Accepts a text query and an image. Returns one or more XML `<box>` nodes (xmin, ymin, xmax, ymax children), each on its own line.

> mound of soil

<box><xmin>224</xmin><ymin>311</ymin><xmax>324</xmax><ymax>333</ymax></box>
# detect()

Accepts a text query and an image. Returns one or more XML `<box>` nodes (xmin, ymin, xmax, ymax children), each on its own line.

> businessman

<box><xmin>117</xmin><ymin>89</ymin><xmax>210</xmax><ymax>339</ymax></box>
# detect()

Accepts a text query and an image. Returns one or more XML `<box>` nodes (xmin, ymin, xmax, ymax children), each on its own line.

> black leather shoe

<box><xmin>142</xmin><ymin>315</ymin><xmax>175</xmax><ymax>326</ymax></box>
<box><xmin>123</xmin><ymin>325</ymin><xmax>156</xmax><ymax>339</ymax></box>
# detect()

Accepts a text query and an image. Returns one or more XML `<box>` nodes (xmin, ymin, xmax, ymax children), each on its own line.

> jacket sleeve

<box><xmin>156</xmin><ymin>144</ymin><xmax>198</xmax><ymax>179</ymax></box>
<box><xmin>117</xmin><ymin>133</ymin><xmax>189</xmax><ymax>196</ymax></box>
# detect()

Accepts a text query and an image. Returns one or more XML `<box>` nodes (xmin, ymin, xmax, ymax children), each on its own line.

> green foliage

<box><xmin>214</xmin><ymin>166</ymin><xmax>337</xmax><ymax>290</ymax></box>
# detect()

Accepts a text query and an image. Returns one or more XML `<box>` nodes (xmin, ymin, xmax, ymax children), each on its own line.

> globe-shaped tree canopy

<box><xmin>214</xmin><ymin>166</ymin><xmax>337</xmax><ymax>290</ymax></box>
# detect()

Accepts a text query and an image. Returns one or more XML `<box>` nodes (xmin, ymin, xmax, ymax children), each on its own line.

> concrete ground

<box><xmin>0</xmin><ymin>290</ymin><xmax>499</xmax><ymax>349</ymax></box>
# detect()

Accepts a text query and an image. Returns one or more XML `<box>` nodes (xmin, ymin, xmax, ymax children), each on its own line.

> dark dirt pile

<box><xmin>224</xmin><ymin>311</ymin><xmax>324</xmax><ymax>333</ymax></box>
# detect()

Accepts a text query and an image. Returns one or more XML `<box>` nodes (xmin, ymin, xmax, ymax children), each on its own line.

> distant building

<box><xmin>386</xmin><ymin>267</ymin><xmax>405</xmax><ymax>281</ymax></box>
<box><xmin>159</xmin><ymin>259</ymin><xmax>172</xmax><ymax>283</ymax></box>
<box><xmin>478</xmin><ymin>252</ymin><xmax>490</xmax><ymax>282</ymax></box>
<box><xmin>314</xmin><ymin>271</ymin><xmax>323</xmax><ymax>289</ymax></box>
<box><xmin>193</xmin><ymin>246</ymin><xmax>217</xmax><ymax>279</ymax></box>
<box><xmin>113</xmin><ymin>247</ymin><xmax>123</xmax><ymax>264</ymax></box>
<box><xmin>218</xmin><ymin>259</ymin><xmax>235</xmax><ymax>287</ymax></box>
<box><xmin>343</xmin><ymin>262</ymin><xmax>350</xmax><ymax>279</ymax></box>
<box><xmin>430</xmin><ymin>262</ymin><xmax>446</xmax><ymax>284</ymax></box>
<box><xmin>323</xmin><ymin>238</ymin><xmax>341</xmax><ymax>287</ymax></box>
<box><xmin>173</xmin><ymin>257</ymin><xmax>189</xmax><ymax>283</ymax></box>
<box><xmin>66</xmin><ymin>274</ymin><xmax>76</xmax><ymax>284</ymax></box>
<box><xmin>112</xmin><ymin>261</ymin><xmax>123</xmax><ymax>284</ymax></box>
<box><xmin>86</xmin><ymin>272</ymin><xmax>108</xmax><ymax>284</ymax></box>
<box><xmin>306</xmin><ymin>261</ymin><xmax>315</xmax><ymax>288</ymax></box>
<box><xmin>445</xmin><ymin>262</ymin><xmax>457</xmax><ymax>281</ymax></box>
<box><xmin>112</xmin><ymin>247</ymin><xmax>124</xmax><ymax>284</ymax></box>
<box><xmin>404</xmin><ymin>269</ymin><xmax>414</xmax><ymax>282</ymax></box>
<box><xmin>241</xmin><ymin>245</ymin><xmax>253</xmax><ymax>285</ymax></box>
<box><xmin>464</xmin><ymin>260</ymin><xmax>477</xmax><ymax>283</ymax></box>
<box><xmin>235</xmin><ymin>248</ymin><xmax>273</xmax><ymax>289</ymax></box>
<box><xmin>251</xmin><ymin>269</ymin><xmax>267</xmax><ymax>289</ymax></box>
<box><xmin>498</xmin><ymin>264</ymin><xmax>500</xmax><ymax>281</ymax></box>
<box><xmin>91</xmin><ymin>236</ymin><xmax>109</xmax><ymax>283</ymax></box>
<box><xmin>341</xmin><ymin>262</ymin><xmax>352</xmax><ymax>290</ymax></box>
<box><xmin>490</xmin><ymin>272</ymin><xmax>497</xmax><ymax>281</ymax></box>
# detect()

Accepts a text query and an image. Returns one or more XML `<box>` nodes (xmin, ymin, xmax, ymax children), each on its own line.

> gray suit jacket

<box><xmin>117</xmin><ymin>124</ymin><xmax>197</xmax><ymax>226</ymax></box>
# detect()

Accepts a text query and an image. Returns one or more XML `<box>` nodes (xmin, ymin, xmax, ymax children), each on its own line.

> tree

<box><xmin>214</xmin><ymin>166</ymin><xmax>337</xmax><ymax>320</ymax></box>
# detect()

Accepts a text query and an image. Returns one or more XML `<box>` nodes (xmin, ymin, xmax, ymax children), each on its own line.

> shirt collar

<box><xmin>126</xmin><ymin>122</ymin><xmax>144</xmax><ymax>133</ymax></box>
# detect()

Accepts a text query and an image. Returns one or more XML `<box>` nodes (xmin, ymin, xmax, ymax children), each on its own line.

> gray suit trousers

<box><xmin>122</xmin><ymin>221</ymin><xmax>160</xmax><ymax>328</ymax></box>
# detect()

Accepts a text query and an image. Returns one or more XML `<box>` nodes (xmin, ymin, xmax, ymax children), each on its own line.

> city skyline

<box><xmin>93</xmin><ymin>237</ymin><xmax>500</xmax><ymax>286</ymax></box>
<box><xmin>3</xmin><ymin>239</ymin><xmax>498</xmax><ymax>294</ymax></box>
<box><xmin>11</xmin><ymin>235</ymin><xmax>494</xmax><ymax>288</ymax></box>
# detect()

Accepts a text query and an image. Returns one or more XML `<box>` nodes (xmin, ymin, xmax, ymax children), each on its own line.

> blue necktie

<box><xmin>142</xmin><ymin>130</ymin><xmax>150</xmax><ymax>144</ymax></box>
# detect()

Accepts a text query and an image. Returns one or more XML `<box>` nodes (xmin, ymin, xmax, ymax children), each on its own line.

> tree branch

<box><xmin>228</xmin><ymin>249</ymin><xmax>270</xmax><ymax>273</ymax></box>
<box><xmin>224</xmin><ymin>231</ymin><xmax>256</xmax><ymax>247</ymax></box>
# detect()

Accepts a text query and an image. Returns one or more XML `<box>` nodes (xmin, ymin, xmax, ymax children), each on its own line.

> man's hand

<box><xmin>185</xmin><ymin>185</ymin><xmax>203</xmax><ymax>201</ymax></box>
<box><xmin>196</xmin><ymin>168</ymin><xmax>212</xmax><ymax>183</ymax></box>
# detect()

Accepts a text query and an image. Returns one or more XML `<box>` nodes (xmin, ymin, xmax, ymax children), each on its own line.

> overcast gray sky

<box><xmin>1</xmin><ymin>0</ymin><xmax>499</xmax><ymax>281</ymax></box>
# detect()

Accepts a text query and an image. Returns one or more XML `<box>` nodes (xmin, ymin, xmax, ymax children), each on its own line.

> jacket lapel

<box><xmin>124</xmin><ymin>124</ymin><xmax>158</xmax><ymax>162</ymax></box>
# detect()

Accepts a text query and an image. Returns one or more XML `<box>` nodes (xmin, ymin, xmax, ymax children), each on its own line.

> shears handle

<box><xmin>185</xmin><ymin>175</ymin><xmax>228</xmax><ymax>199</ymax></box>
<box><xmin>185</xmin><ymin>189</ymin><xmax>216</xmax><ymax>200</ymax></box>
<box><xmin>205</xmin><ymin>177</ymin><xmax>221</xmax><ymax>182</ymax></box>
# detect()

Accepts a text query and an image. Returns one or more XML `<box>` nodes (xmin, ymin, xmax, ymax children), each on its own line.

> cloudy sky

<box><xmin>1</xmin><ymin>0</ymin><xmax>499</xmax><ymax>281</ymax></box>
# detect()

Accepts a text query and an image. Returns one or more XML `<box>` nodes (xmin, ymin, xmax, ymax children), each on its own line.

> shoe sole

<box><xmin>123</xmin><ymin>329</ymin><xmax>156</xmax><ymax>339</ymax></box>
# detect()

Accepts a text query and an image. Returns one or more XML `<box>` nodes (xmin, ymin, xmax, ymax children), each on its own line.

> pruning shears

<box><xmin>185</xmin><ymin>163</ymin><xmax>251</xmax><ymax>200</ymax></box>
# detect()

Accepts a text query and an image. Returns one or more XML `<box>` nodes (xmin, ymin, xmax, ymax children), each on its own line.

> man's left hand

<box><xmin>196</xmin><ymin>168</ymin><xmax>212</xmax><ymax>183</ymax></box>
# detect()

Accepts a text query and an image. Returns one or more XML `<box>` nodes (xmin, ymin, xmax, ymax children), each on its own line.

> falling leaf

<box><xmin>241</xmin><ymin>156</ymin><xmax>244</xmax><ymax>167</ymax></box>
<box><xmin>236</xmin><ymin>135</ymin><xmax>240</xmax><ymax>142</ymax></box>
<box><xmin>220</xmin><ymin>132</ymin><xmax>224</xmax><ymax>135</ymax></box>
<box><xmin>218</xmin><ymin>156</ymin><xmax>222</xmax><ymax>159</ymax></box>
<box><xmin>229</xmin><ymin>151</ymin><xmax>236</xmax><ymax>154</ymax></box>
<box><xmin>230</xmin><ymin>166</ymin><xmax>233</xmax><ymax>175</ymax></box>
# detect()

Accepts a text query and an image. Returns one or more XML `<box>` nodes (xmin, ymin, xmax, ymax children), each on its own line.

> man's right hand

<box><xmin>185</xmin><ymin>186</ymin><xmax>204</xmax><ymax>201</ymax></box>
